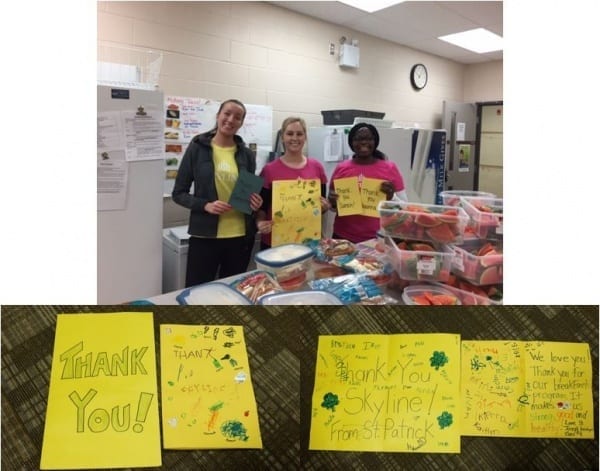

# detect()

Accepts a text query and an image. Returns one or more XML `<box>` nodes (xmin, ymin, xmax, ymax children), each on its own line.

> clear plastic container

<box><xmin>254</xmin><ymin>244</ymin><xmax>314</xmax><ymax>290</ymax></box>
<box><xmin>176</xmin><ymin>282</ymin><xmax>251</xmax><ymax>305</ymax></box>
<box><xmin>402</xmin><ymin>284</ymin><xmax>461</xmax><ymax>305</ymax></box>
<box><xmin>229</xmin><ymin>271</ymin><xmax>283</xmax><ymax>303</ymax></box>
<box><xmin>384</xmin><ymin>236</ymin><xmax>453</xmax><ymax>282</ymax></box>
<box><xmin>450</xmin><ymin>240</ymin><xmax>503</xmax><ymax>285</ymax></box>
<box><xmin>460</xmin><ymin>197</ymin><xmax>503</xmax><ymax>239</ymax></box>
<box><xmin>440</xmin><ymin>190</ymin><xmax>496</xmax><ymax>207</ymax></box>
<box><xmin>378</xmin><ymin>200</ymin><xmax>469</xmax><ymax>244</ymax></box>
<box><xmin>258</xmin><ymin>290</ymin><xmax>343</xmax><ymax>305</ymax></box>
<box><xmin>430</xmin><ymin>282</ymin><xmax>502</xmax><ymax>306</ymax></box>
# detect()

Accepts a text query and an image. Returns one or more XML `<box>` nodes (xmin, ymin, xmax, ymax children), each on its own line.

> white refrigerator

<box><xmin>97</xmin><ymin>85</ymin><xmax>164</xmax><ymax>303</ymax></box>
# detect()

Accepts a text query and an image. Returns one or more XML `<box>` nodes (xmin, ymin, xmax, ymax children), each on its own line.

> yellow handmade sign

<box><xmin>360</xmin><ymin>177</ymin><xmax>387</xmax><ymax>217</ymax></box>
<box><xmin>160</xmin><ymin>324</ymin><xmax>262</xmax><ymax>449</ymax></box>
<box><xmin>310</xmin><ymin>333</ymin><xmax>461</xmax><ymax>453</ymax></box>
<box><xmin>461</xmin><ymin>340</ymin><xmax>594</xmax><ymax>438</ymax></box>
<box><xmin>333</xmin><ymin>176</ymin><xmax>361</xmax><ymax>216</ymax></box>
<box><xmin>40</xmin><ymin>313</ymin><xmax>161</xmax><ymax>469</ymax></box>
<box><xmin>272</xmin><ymin>178</ymin><xmax>321</xmax><ymax>246</ymax></box>
<box><xmin>333</xmin><ymin>176</ymin><xmax>386</xmax><ymax>217</ymax></box>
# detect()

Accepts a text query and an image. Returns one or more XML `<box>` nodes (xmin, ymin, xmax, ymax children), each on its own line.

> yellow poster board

<box><xmin>272</xmin><ymin>178</ymin><xmax>321</xmax><ymax>246</ymax></box>
<box><xmin>461</xmin><ymin>340</ymin><xmax>594</xmax><ymax>438</ymax></box>
<box><xmin>40</xmin><ymin>313</ymin><xmax>161</xmax><ymax>469</ymax></box>
<box><xmin>333</xmin><ymin>176</ymin><xmax>361</xmax><ymax>216</ymax></box>
<box><xmin>160</xmin><ymin>324</ymin><xmax>262</xmax><ymax>449</ymax></box>
<box><xmin>310</xmin><ymin>333</ymin><xmax>461</xmax><ymax>453</ymax></box>
<box><xmin>332</xmin><ymin>177</ymin><xmax>386</xmax><ymax>217</ymax></box>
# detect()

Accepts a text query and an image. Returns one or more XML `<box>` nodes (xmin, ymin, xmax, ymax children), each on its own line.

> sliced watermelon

<box><xmin>426</xmin><ymin>223</ymin><xmax>456</xmax><ymax>243</ymax></box>
<box><xmin>438</xmin><ymin>208</ymin><xmax>460</xmax><ymax>224</ymax></box>
<box><xmin>409</xmin><ymin>242</ymin><xmax>436</xmax><ymax>251</ymax></box>
<box><xmin>477</xmin><ymin>242</ymin><xmax>495</xmax><ymax>256</ymax></box>
<box><xmin>479</xmin><ymin>266</ymin><xmax>501</xmax><ymax>285</ymax></box>
<box><xmin>414</xmin><ymin>213</ymin><xmax>441</xmax><ymax>227</ymax></box>
<box><xmin>480</xmin><ymin>253</ymin><xmax>503</xmax><ymax>268</ymax></box>
<box><xmin>412</xmin><ymin>295</ymin><xmax>431</xmax><ymax>305</ymax></box>
<box><xmin>423</xmin><ymin>291</ymin><xmax>443</xmax><ymax>305</ymax></box>
<box><xmin>432</xmin><ymin>294</ymin><xmax>460</xmax><ymax>305</ymax></box>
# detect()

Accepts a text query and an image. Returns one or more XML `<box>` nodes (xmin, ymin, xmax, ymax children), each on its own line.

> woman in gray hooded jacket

<box><xmin>172</xmin><ymin>99</ymin><xmax>262</xmax><ymax>287</ymax></box>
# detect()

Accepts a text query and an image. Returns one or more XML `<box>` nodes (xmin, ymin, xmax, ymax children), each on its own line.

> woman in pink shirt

<box><xmin>256</xmin><ymin>117</ymin><xmax>330</xmax><ymax>249</ymax></box>
<box><xmin>328</xmin><ymin>122</ymin><xmax>406</xmax><ymax>243</ymax></box>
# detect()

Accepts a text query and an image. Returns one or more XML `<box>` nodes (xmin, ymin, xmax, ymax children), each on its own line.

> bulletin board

<box><xmin>163</xmin><ymin>96</ymin><xmax>273</xmax><ymax>195</ymax></box>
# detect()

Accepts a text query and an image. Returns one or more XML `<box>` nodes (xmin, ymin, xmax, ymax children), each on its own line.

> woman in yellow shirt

<box><xmin>172</xmin><ymin>99</ymin><xmax>262</xmax><ymax>286</ymax></box>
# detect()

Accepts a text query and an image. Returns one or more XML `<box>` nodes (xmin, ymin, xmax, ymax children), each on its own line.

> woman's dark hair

<box><xmin>348</xmin><ymin>122</ymin><xmax>386</xmax><ymax>160</ymax></box>
<box><xmin>208</xmin><ymin>98</ymin><xmax>247</xmax><ymax>133</ymax></box>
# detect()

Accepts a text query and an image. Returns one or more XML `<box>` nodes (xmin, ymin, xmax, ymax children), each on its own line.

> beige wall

<box><xmin>98</xmin><ymin>1</ymin><xmax>503</xmax><ymax>226</ymax></box>
<box><xmin>464</xmin><ymin>61</ymin><xmax>503</xmax><ymax>103</ymax></box>
<box><xmin>98</xmin><ymin>1</ymin><xmax>502</xmax><ymax>129</ymax></box>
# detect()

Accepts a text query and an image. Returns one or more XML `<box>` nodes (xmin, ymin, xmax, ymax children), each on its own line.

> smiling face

<box><xmin>282</xmin><ymin>120</ymin><xmax>306</xmax><ymax>154</ymax></box>
<box><xmin>351</xmin><ymin>126</ymin><xmax>376</xmax><ymax>159</ymax></box>
<box><xmin>216</xmin><ymin>101</ymin><xmax>246</xmax><ymax>138</ymax></box>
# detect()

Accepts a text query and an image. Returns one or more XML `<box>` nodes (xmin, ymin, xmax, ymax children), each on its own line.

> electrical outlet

<box><xmin>329</xmin><ymin>43</ymin><xmax>335</xmax><ymax>55</ymax></box>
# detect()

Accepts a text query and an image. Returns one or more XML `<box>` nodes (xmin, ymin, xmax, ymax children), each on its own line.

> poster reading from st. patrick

<box><xmin>272</xmin><ymin>178</ymin><xmax>321</xmax><ymax>246</ymax></box>
<box><xmin>310</xmin><ymin>333</ymin><xmax>461</xmax><ymax>453</ymax></box>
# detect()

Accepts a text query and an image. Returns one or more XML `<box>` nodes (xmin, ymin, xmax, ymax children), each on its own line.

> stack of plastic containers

<box><xmin>377</xmin><ymin>200</ymin><xmax>466</xmax><ymax>305</ymax></box>
<box><xmin>378</xmin><ymin>192</ymin><xmax>504</xmax><ymax>305</ymax></box>
<box><xmin>439</xmin><ymin>190</ymin><xmax>504</xmax><ymax>305</ymax></box>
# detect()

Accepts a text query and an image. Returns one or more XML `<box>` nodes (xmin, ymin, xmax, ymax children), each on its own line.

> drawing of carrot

<box><xmin>205</xmin><ymin>401</ymin><xmax>224</xmax><ymax>435</ymax></box>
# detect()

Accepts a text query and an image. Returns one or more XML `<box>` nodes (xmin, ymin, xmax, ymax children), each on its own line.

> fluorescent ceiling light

<box><xmin>438</xmin><ymin>28</ymin><xmax>503</xmax><ymax>53</ymax></box>
<box><xmin>338</xmin><ymin>0</ymin><xmax>404</xmax><ymax>14</ymax></box>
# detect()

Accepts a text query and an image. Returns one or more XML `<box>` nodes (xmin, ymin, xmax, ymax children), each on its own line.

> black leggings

<box><xmin>185</xmin><ymin>236</ymin><xmax>253</xmax><ymax>287</ymax></box>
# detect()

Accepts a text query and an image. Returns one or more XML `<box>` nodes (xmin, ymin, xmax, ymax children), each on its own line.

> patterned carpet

<box><xmin>1</xmin><ymin>305</ymin><xmax>598</xmax><ymax>470</ymax></box>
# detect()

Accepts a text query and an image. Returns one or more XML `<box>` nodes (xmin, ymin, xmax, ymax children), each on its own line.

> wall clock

<box><xmin>410</xmin><ymin>63</ymin><xmax>428</xmax><ymax>90</ymax></box>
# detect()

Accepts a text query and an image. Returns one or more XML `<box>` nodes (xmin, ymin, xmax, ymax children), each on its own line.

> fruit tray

<box><xmin>460</xmin><ymin>196</ymin><xmax>503</xmax><ymax>240</ymax></box>
<box><xmin>450</xmin><ymin>240</ymin><xmax>503</xmax><ymax>285</ymax></box>
<box><xmin>378</xmin><ymin>200</ymin><xmax>469</xmax><ymax>244</ymax></box>
<box><xmin>384</xmin><ymin>236</ymin><xmax>453</xmax><ymax>283</ymax></box>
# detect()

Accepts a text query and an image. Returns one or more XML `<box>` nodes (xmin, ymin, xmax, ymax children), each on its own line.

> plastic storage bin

<box><xmin>440</xmin><ymin>190</ymin><xmax>496</xmax><ymax>207</ymax></box>
<box><xmin>258</xmin><ymin>290</ymin><xmax>343</xmax><ymax>305</ymax></box>
<box><xmin>384</xmin><ymin>236</ymin><xmax>453</xmax><ymax>282</ymax></box>
<box><xmin>402</xmin><ymin>284</ymin><xmax>461</xmax><ymax>305</ymax></box>
<box><xmin>450</xmin><ymin>240</ymin><xmax>503</xmax><ymax>285</ymax></box>
<box><xmin>378</xmin><ymin>200</ymin><xmax>469</xmax><ymax>244</ymax></box>
<box><xmin>460</xmin><ymin>197</ymin><xmax>503</xmax><ymax>239</ymax></box>
<box><xmin>254</xmin><ymin>244</ymin><xmax>314</xmax><ymax>290</ymax></box>
<box><xmin>176</xmin><ymin>282</ymin><xmax>251</xmax><ymax>305</ymax></box>
<box><xmin>321</xmin><ymin>109</ymin><xmax>384</xmax><ymax>125</ymax></box>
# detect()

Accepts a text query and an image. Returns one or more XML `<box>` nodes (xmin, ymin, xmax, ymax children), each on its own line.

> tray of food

<box><xmin>229</xmin><ymin>271</ymin><xmax>283</xmax><ymax>303</ymax></box>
